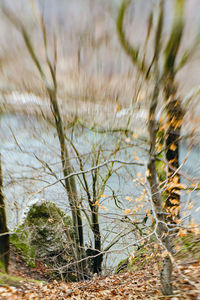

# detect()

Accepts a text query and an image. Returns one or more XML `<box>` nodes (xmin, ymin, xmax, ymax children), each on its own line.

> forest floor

<box><xmin>0</xmin><ymin>246</ymin><xmax>200</xmax><ymax>299</ymax></box>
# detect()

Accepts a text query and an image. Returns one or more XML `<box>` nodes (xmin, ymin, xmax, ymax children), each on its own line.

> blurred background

<box><xmin>1</xmin><ymin>0</ymin><xmax>200</xmax><ymax>110</ymax></box>
<box><xmin>1</xmin><ymin>0</ymin><xmax>200</xmax><ymax>271</ymax></box>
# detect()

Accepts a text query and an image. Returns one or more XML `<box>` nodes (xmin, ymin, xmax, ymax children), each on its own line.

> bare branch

<box><xmin>27</xmin><ymin>159</ymin><xmax>144</xmax><ymax>200</ymax></box>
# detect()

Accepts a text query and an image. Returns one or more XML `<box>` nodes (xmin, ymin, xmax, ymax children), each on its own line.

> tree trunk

<box><xmin>147</xmin><ymin>78</ymin><xmax>174</xmax><ymax>296</ymax></box>
<box><xmin>164</xmin><ymin>80</ymin><xmax>183</xmax><ymax>221</ymax></box>
<box><xmin>48</xmin><ymin>89</ymin><xmax>86</xmax><ymax>280</ymax></box>
<box><xmin>160</xmin><ymin>255</ymin><xmax>173</xmax><ymax>295</ymax></box>
<box><xmin>0</xmin><ymin>154</ymin><xmax>9</xmax><ymax>273</ymax></box>
<box><xmin>91</xmin><ymin>208</ymin><xmax>103</xmax><ymax>274</ymax></box>
<box><xmin>87</xmin><ymin>181</ymin><xmax>103</xmax><ymax>274</ymax></box>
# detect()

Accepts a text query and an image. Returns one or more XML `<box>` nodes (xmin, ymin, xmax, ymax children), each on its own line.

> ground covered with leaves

<box><xmin>0</xmin><ymin>246</ymin><xmax>200</xmax><ymax>300</ymax></box>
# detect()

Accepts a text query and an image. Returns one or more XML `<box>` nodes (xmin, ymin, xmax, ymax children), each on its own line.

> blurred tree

<box><xmin>116</xmin><ymin>0</ymin><xmax>199</xmax><ymax>295</ymax></box>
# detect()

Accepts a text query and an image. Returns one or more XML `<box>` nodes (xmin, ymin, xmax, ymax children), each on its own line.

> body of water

<box><xmin>1</xmin><ymin>113</ymin><xmax>200</xmax><ymax>269</ymax></box>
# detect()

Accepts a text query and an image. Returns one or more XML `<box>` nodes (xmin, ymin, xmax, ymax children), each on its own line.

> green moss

<box><xmin>26</xmin><ymin>201</ymin><xmax>67</xmax><ymax>221</ymax></box>
<box><xmin>115</xmin><ymin>242</ymin><xmax>158</xmax><ymax>274</ymax></box>
<box><xmin>0</xmin><ymin>272</ymin><xmax>45</xmax><ymax>287</ymax></box>
<box><xmin>115</xmin><ymin>258</ymin><xmax>129</xmax><ymax>274</ymax></box>
<box><xmin>175</xmin><ymin>233</ymin><xmax>200</xmax><ymax>260</ymax></box>
<box><xmin>156</xmin><ymin>154</ymin><xmax>166</xmax><ymax>183</ymax></box>
<box><xmin>0</xmin><ymin>261</ymin><xmax>6</xmax><ymax>273</ymax></box>
<box><xmin>10</xmin><ymin>231</ymin><xmax>35</xmax><ymax>268</ymax></box>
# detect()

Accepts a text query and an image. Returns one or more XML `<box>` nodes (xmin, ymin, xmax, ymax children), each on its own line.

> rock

<box><xmin>11</xmin><ymin>201</ymin><xmax>76</xmax><ymax>281</ymax></box>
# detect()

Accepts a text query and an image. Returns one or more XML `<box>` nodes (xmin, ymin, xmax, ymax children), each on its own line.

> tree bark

<box><xmin>147</xmin><ymin>77</ymin><xmax>173</xmax><ymax>296</ymax></box>
<box><xmin>90</xmin><ymin>206</ymin><xmax>103</xmax><ymax>274</ymax></box>
<box><xmin>160</xmin><ymin>255</ymin><xmax>173</xmax><ymax>295</ymax></box>
<box><xmin>0</xmin><ymin>154</ymin><xmax>9</xmax><ymax>273</ymax></box>
<box><xmin>164</xmin><ymin>80</ymin><xmax>184</xmax><ymax>221</ymax></box>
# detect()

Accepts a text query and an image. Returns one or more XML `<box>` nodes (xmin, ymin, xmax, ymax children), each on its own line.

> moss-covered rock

<box><xmin>10</xmin><ymin>201</ymin><xmax>76</xmax><ymax>281</ymax></box>
<box><xmin>115</xmin><ymin>243</ymin><xmax>158</xmax><ymax>274</ymax></box>
<box><xmin>115</xmin><ymin>258</ymin><xmax>129</xmax><ymax>274</ymax></box>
